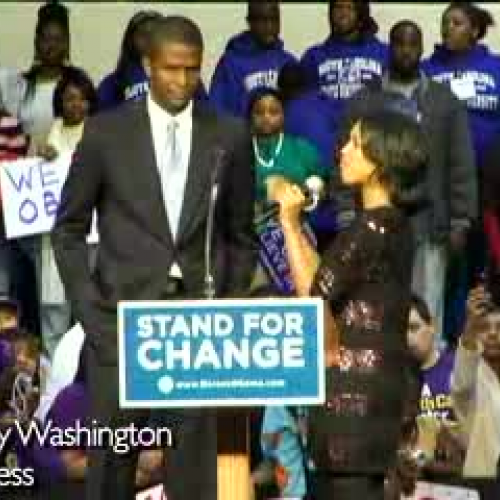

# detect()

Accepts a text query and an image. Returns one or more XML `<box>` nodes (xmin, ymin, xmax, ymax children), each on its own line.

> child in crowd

<box><xmin>10</xmin><ymin>329</ymin><xmax>49</xmax><ymax>396</ymax></box>
<box><xmin>249</xmin><ymin>88</ymin><xmax>327</xmax><ymax>293</ymax></box>
<box><xmin>249</xmin><ymin>88</ymin><xmax>327</xmax><ymax>204</ymax></box>
<box><xmin>37</xmin><ymin>67</ymin><xmax>97</xmax><ymax>358</ymax></box>
<box><xmin>209</xmin><ymin>0</ymin><xmax>296</xmax><ymax>118</ymax></box>
<box><xmin>41</xmin><ymin>66</ymin><xmax>97</xmax><ymax>160</ymax></box>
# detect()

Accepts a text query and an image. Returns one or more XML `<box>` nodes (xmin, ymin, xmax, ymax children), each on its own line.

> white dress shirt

<box><xmin>147</xmin><ymin>93</ymin><xmax>193</xmax><ymax>278</ymax></box>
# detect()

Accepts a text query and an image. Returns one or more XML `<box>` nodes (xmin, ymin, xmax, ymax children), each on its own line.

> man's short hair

<box><xmin>389</xmin><ymin>20</ymin><xmax>422</xmax><ymax>44</ymax></box>
<box><xmin>148</xmin><ymin>15</ymin><xmax>204</xmax><ymax>55</ymax></box>
<box><xmin>410</xmin><ymin>294</ymin><xmax>432</xmax><ymax>325</ymax></box>
<box><xmin>247</xmin><ymin>0</ymin><xmax>279</xmax><ymax>19</ymax></box>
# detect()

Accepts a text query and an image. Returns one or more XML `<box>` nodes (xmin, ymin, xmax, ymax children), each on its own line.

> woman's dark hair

<box><xmin>24</xmin><ymin>1</ymin><xmax>70</xmax><ymax>99</ymax></box>
<box><xmin>53</xmin><ymin>66</ymin><xmax>97</xmax><ymax>117</ymax></box>
<box><xmin>410</xmin><ymin>294</ymin><xmax>432</xmax><ymax>325</ymax></box>
<box><xmin>445</xmin><ymin>2</ymin><xmax>495</xmax><ymax>41</ymax></box>
<box><xmin>357</xmin><ymin>110</ymin><xmax>428</xmax><ymax>211</ymax></box>
<box><xmin>114</xmin><ymin>10</ymin><xmax>163</xmax><ymax>102</ymax></box>
<box><xmin>247</xmin><ymin>87</ymin><xmax>284</xmax><ymax>119</ymax></box>
<box><xmin>328</xmin><ymin>0</ymin><xmax>379</xmax><ymax>37</ymax></box>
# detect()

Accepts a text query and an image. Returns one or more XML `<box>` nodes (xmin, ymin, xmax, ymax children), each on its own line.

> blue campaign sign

<box><xmin>118</xmin><ymin>298</ymin><xmax>324</xmax><ymax>408</ymax></box>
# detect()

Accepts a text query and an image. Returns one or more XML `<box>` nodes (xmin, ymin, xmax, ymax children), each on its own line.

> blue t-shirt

<box><xmin>423</xmin><ymin>44</ymin><xmax>500</xmax><ymax>168</ymax></box>
<box><xmin>209</xmin><ymin>31</ymin><xmax>296</xmax><ymax>118</ymax></box>
<box><xmin>261</xmin><ymin>406</ymin><xmax>307</xmax><ymax>498</ymax></box>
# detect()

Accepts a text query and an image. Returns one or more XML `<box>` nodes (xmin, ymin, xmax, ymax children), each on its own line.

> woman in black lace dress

<box><xmin>270</xmin><ymin>110</ymin><xmax>427</xmax><ymax>499</ymax></box>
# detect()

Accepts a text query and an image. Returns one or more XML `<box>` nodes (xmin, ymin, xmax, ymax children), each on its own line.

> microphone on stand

<box><xmin>204</xmin><ymin>147</ymin><xmax>226</xmax><ymax>299</ymax></box>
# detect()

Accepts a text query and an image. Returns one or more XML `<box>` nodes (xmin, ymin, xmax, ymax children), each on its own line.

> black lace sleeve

<box><xmin>311</xmin><ymin>213</ymin><xmax>386</xmax><ymax>302</ymax></box>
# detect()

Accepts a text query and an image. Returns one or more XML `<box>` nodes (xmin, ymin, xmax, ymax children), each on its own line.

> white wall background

<box><xmin>0</xmin><ymin>2</ymin><xmax>498</xmax><ymax>86</ymax></box>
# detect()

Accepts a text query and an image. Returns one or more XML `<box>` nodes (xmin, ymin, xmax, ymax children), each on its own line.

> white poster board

<box><xmin>136</xmin><ymin>484</ymin><xmax>166</xmax><ymax>500</ymax></box>
<box><xmin>403</xmin><ymin>481</ymin><xmax>480</xmax><ymax>500</ymax></box>
<box><xmin>0</xmin><ymin>153</ymin><xmax>98</xmax><ymax>243</ymax></box>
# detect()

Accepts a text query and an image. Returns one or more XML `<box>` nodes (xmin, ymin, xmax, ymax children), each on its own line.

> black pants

<box><xmin>85</xmin><ymin>346</ymin><xmax>217</xmax><ymax>500</ymax></box>
<box><xmin>313</xmin><ymin>473</ymin><xmax>386</xmax><ymax>500</ymax></box>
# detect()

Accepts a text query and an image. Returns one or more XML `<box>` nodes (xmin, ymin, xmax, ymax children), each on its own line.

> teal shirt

<box><xmin>261</xmin><ymin>406</ymin><xmax>308</xmax><ymax>498</ymax></box>
<box><xmin>253</xmin><ymin>134</ymin><xmax>328</xmax><ymax>201</ymax></box>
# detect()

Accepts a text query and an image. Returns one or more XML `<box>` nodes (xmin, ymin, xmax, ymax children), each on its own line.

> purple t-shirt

<box><xmin>420</xmin><ymin>349</ymin><xmax>457</xmax><ymax>421</ymax></box>
<box><xmin>0</xmin><ymin>339</ymin><xmax>12</xmax><ymax>373</ymax></box>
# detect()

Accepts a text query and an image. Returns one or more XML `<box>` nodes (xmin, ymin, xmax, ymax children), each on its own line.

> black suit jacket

<box><xmin>52</xmin><ymin>98</ymin><xmax>256</xmax><ymax>364</ymax></box>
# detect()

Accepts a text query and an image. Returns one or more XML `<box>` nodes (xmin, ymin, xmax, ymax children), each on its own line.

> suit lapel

<box><xmin>132</xmin><ymin>100</ymin><xmax>175</xmax><ymax>246</ymax></box>
<box><xmin>177</xmin><ymin>105</ymin><xmax>215</xmax><ymax>243</ymax></box>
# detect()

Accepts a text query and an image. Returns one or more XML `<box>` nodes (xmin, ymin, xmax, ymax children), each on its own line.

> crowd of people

<box><xmin>0</xmin><ymin>0</ymin><xmax>499</xmax><ymax>499</ymax></box>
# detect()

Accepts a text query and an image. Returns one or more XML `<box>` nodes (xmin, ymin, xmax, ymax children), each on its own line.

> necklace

<box><xmin>253</xmin><ymin>133</ymin><xmax>284</xmax><ymax>169</ymax></box>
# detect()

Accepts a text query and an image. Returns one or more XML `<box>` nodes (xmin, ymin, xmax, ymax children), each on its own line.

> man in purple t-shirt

<box><xmin>407</xmin><ymin>294</ymin><xmax>457</xmax><ymax>422</ymax></box>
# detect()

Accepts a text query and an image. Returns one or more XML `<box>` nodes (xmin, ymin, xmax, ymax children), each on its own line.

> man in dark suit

<box><xmin>52</xmin><ymin>15</ymin><xmax>256</xmax><ymax>500</ymax></box>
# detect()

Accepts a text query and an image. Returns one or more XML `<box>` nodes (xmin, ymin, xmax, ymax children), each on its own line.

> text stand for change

<box><xmin>118</xmin><ymin>299</ymin><xmax>324</xmax><ymax>500</ymax></box>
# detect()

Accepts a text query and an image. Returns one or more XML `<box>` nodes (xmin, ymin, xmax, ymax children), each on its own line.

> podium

<box><xmin>119</xmin><ymin>298</ymin><xmax>323</xmax><ymax>500</ymax></box>
<box><xmin>217</xmin><ymin>410</ymin><xmax>251</xmax><ymax>500</ymax></box>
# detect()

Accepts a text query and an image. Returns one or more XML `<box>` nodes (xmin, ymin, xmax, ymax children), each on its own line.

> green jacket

<box><xmin>253</xmin><ymin>133</ymin><xmax>328</xmax><ymax>201</ymax></box>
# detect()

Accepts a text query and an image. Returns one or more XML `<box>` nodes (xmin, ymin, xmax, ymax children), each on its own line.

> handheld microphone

<box><xmin>302</xmin><ymin>176</ymin><xmax>325</xmax><ymax>212</ymax></box>
<box><xmin>264</xmin><ymin>175</ymin><xmax>325</xmax><ymax>218</ymax></box>
<box><xmin>204</xmin><ymin>147</ymin><xmax>226</xmax><ymax>299</ymax></box>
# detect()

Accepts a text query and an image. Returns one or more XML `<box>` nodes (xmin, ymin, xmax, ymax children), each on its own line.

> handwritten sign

<box><xmin>119</xmin><ymin>298</ymin><xmax>324</xmax><ymax>408</ymax></box>
<box><xmin>0</xmin><ymin>154</ymin><xmax>98</xmax><ymax>242</ymax></box>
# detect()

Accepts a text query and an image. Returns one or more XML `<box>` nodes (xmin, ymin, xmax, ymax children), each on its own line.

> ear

<box><xmin>429</xmin><ymin>319</ymin><xmax>437</xmax><ymax>337</ymax></box>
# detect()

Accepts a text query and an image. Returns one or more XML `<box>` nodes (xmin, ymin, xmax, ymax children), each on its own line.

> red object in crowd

<box><xmin>484</xmin><ymin>209</ymin><xmax>500</xmax><ymax>271</ymax></box>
